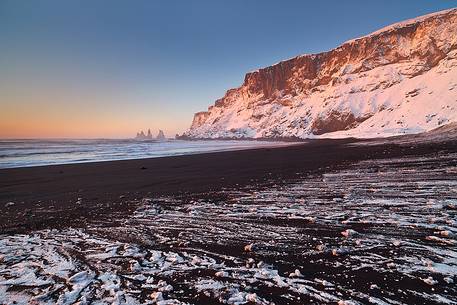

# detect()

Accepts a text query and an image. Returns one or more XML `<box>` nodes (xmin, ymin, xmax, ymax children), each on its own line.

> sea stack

<box><xmin>156</xmin><ymin>130</ymin><xmax>165</xmax><ymax>140</ymax></box>
<box><xmin>135</xmin><ymin>129</ymin><xmax>153</xmax><ymax>140</ymax></box>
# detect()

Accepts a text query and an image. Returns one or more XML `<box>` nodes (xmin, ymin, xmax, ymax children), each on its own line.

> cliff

<box><xmin>185</xmin><ymin>8</ymin><xmax>457</xmax><ymax>139</ymax></box>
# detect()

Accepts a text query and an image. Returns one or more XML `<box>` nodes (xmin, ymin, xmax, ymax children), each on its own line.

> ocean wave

<box><xmin>0</xmin><ymin>140</ymin><xmax>289</xmax><ymax>169</ymax></box>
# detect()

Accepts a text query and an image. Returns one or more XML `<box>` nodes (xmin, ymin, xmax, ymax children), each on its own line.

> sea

<box><xmin>0</xmin><ymin>139</ymin><xmax>289</xmax><ymax>169</ymax></box>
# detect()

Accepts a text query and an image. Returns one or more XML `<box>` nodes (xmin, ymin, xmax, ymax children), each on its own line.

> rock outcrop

<box><xmin>185</xmin><ymin>8</ymin><xmax>457</xmax><ymax>139</ymax></box>
<box><xmin>156</xmin><ymin>130</ymin><xmax>166</xmax><ymax>140</ymax></box>
<box><xmin>135</xmin><ymin>129</ymin><xmax>153</xmax><ymax>140</ymax></box>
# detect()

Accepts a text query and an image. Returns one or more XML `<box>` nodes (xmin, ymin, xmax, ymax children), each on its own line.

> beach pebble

<box><xmin>332</xmin><ymin>248</ymin><xmax>350</xmax><ymax>256</ymax></box>
<box><xmin>150</xmin><ymin>291</ymin><xmax>164</xmax><ymax>302</ymax></box>
<box><xmin>244</xmin><ymin>243</ymin><xmax>254</xmax><ymax>252</ymax></box>
<box><xmin>316</xmin><ymin>244</ymin><xmax>326</xmax><ymax>251</ymax></box>
<box><xmin>422</xmin><ymin>276</ymin><xmax>438</xmax><ymax>285</ymax></box>
<box><xmin>304</xmin><ymin>216</ymin><xmax>316</xmax><ymax>223</ymax></box>
<box><xmin>392</xmin><ymin>240</ymin><xmax>401</xmax><ymax>246</ymax></box>
<box><xmin>246</xmin><ymin>293</ymin><xmax>259</xmax><ymax>302</ymax></box>
<box><xmin>439</xmin><ymin>230</ymin><xmax>450</xmax><ymax>237</ymax></box>
<box><xmin>215</xmin><ymin>271</ymin><xmax>228</xmax><ymax>278</ymax></box>
<box><xmin>245</xmin><ymin>258</ymin><xmax>255</xmax><ymax>268</ymax></box>
<box><xmin>341</xmin><ymin>229</ymin><xmax>358</xmax><ymax>237</ymax></box>
<box><xmin>315</xmin><ymin>278</ymin><xmax>334</xmax><ymax>287</ymax></box>
<box><xmin>192</xmin><ymin>255</ymin><xmax>202</xmax><ymax>265</ymax></box>
<box><xmin>444</xmin><ymin>203</ymin><xmax>457</xmax><ymax>210</ymax></box>
<box><xmin>426</xmin><ymin>235</ymin><xmax>456</xmax><ymax>245</ymax></box>
<box><xmin>4</xmin><ymin>202</ymin><xmax>15</xmax><ymax>207</ymax></box>
<box><xmin>289</xmin><ymin>269</ymin><xmax>302</xmax><ymax>278</ymax></box>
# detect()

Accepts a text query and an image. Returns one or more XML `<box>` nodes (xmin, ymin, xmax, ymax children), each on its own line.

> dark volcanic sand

<box><xmin>0</xmin><ymin>138</ymin><xmax>454</xmax><ymax>233</ymax></box>
<box><xmin>0</xmin><ymin>137</ymin><xmax>457</xmax><ymax>304</ymax></box>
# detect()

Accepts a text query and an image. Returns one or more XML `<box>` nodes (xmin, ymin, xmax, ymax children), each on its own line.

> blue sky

<box><xmin>1</xmin><ymin>0</ymin><xmax>455</xmax><ymax>138</ymax></box>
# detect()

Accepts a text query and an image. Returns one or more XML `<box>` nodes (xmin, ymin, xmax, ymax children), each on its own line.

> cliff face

<box><xmin>185</xmin><ymin>8</ymin><xmax>457</xmax><ymax>139</ymax></box>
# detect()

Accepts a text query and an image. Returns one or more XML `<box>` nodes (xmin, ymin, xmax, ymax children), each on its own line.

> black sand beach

<box><xmin>1</xmin><ymin>136</ymin><xmax>457</xmax><ymax>304</ymax></box>
<box><xmin>0</xmin><ymin>137</ymin><xmax>455</xmax><ymax>234</ymax></box>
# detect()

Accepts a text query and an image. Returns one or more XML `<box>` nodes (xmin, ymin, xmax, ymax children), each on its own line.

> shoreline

<box><xmin>0</xmin><ymin>138</ymin><xmax>298</xmax><ymax>170</ymax></box>
<box><xmin>1</xmin><ymin>137</ymin><xmax>456</xmax><ymax>234</ymax></box>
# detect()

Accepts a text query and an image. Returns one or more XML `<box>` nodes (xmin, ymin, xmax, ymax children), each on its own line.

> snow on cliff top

<box><xmin>345</xmin><ymin>7</ymin><xmax>457</xmax><ymax>44</ymax></box>
<box><xmin>247</xmin><ymin>8</ymin><xmax>457</xmax><ymax>75</ymax></box>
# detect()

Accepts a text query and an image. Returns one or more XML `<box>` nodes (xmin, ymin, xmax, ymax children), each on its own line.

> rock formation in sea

<box><xmin>135</xmin><ymin>129</ymin><xmax>153</xmax><ymax>140</ymax></box>
<box><xmin>156</xmin><ymin>130</ymin><xmax>166</xmax><ymax>140</ymax></box>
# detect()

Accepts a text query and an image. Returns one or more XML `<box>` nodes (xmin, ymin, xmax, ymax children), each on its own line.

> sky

<box><xmin>1</xmin><ymin>0</ymin><xmax>456</xmax><ymax>139</ymax></box>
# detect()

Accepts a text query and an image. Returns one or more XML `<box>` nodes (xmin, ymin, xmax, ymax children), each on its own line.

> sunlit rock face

<box><xmin>185</xmin><ymin>8</ymin><xmax>457</xmax><ymax>139</ymax></box>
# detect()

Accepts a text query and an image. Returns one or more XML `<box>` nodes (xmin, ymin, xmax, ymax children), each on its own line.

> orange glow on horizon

<box><xmin>0</xmin><ymin>95</ymin><xmax>189</xmax><ymax>139</ymax></box>
<box><xmin>0</xmin><ymin>110</ymin><xmax>187</xmax><ymax>139</ymax></box>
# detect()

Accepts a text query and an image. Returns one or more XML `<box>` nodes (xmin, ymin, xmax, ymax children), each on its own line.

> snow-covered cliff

<box><xmin>185</xmin><ymin>8</ymin><xmax>457</xmax><ymax>139</ymax></box>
